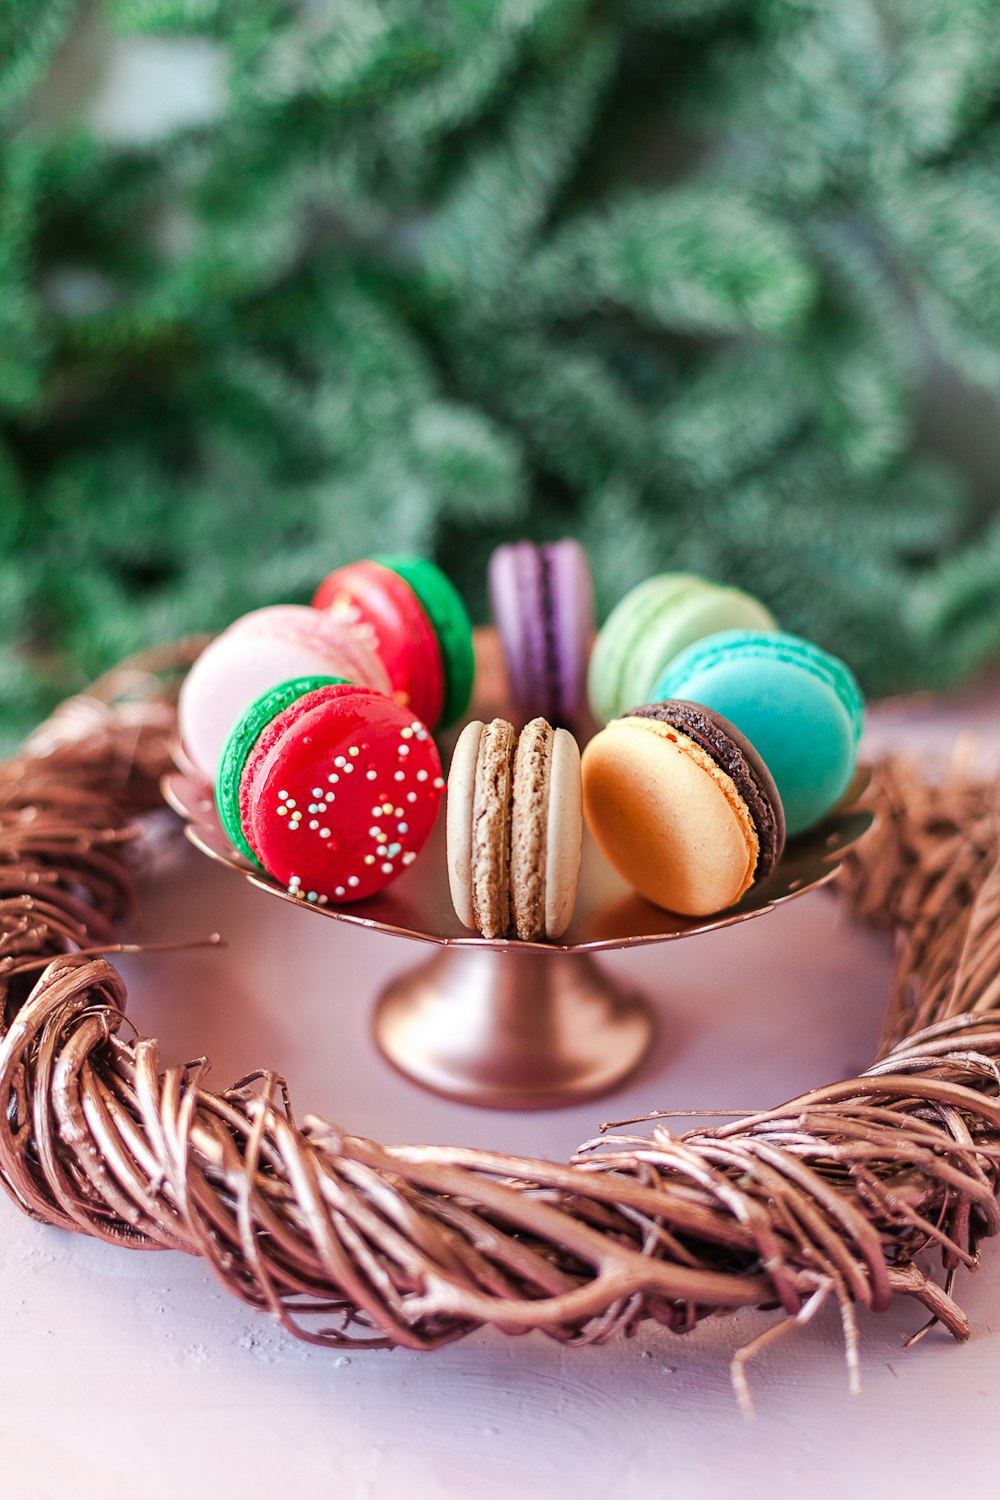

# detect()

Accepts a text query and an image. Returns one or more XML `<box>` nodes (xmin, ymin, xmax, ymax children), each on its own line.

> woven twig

<box><xmin>1</xmin><ymin>648</ymin><xmax>999</xmax><ymax>1406</ymax></box>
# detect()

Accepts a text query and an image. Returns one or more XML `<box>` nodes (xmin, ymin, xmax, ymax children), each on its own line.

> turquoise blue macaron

<box><xmin>651</xmin><ymin>629</ymin><xmax>864</xmax><ymax>836</ymax></box>
<box><xmin>587</xmin><ymin>573</ymin><xmax>778</xmax><ymax>726</ymax></box>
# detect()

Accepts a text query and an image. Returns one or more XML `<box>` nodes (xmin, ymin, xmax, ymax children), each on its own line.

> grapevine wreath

<box><xmin>3</xmin><ymin>640</ymin><xmax>1000</xmax><ymax>1411</ymax></box>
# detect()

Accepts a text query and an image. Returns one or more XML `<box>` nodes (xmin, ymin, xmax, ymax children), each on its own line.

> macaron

<box><xmin>447</xmin><ymin>716</ymin><xmax>583</xmax><ymax>941</ymax></box>
<box><xmin>581</xmin><ymin>700</ymin><xmax>786</xmax><ymax>917</ymax></box>
<box><xmin>651</xmin><ymin>629</ymin><xmax>864</xmax><ymax>836</ymax></box>
<box><xmin>178</xmin><ymin>605</ymin><xmax>391</xmax><ymax>780</ymax></box>
<box><xmin>312</xmin><ymin>555</ymin><xmax>474</xmax><ymax>730</ymax></box>
<box><xmin>217</xmin><ymin>682</ymin><xmax>445</xmax><ymax>903</ymax></box>
<box><xmin>215</xmin><ymin>674</ymin><xmax>351</xmax><ymax>864</ymax></box>
<box><xmin>488</xmin><ymin>539</ymin><xmax>595</xmax><ymax>731</ymax></box>
<box><xmin>587</xmin><ymin>573</ymin><xmax>777</xmax><ymax>726</ymax></box>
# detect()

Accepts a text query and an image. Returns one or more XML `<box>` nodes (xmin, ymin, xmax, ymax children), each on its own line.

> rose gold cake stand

<box><xmin>162</xmin><ymin>632</ymin><xmax>873</xmax><ymax>1111</ymax></box>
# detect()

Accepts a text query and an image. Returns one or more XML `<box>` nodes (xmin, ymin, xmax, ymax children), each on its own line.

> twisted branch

<box><xmin>1</xmin><ymin>649</ymin><xmax>999</xmax><ymax>1403</ymax></box>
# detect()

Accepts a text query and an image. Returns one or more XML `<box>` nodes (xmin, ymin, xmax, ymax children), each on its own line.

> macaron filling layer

<box><xmin>534</xmin><ymin>547</ymin><xmax>562</xmax><ymax>720</ymax></box>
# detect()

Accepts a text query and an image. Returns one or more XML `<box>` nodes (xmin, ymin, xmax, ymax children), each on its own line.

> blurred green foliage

<box><xmin>2</xmin><ymin>0</ymin><xmax>1000</xmax><ymax>739</ymax></box>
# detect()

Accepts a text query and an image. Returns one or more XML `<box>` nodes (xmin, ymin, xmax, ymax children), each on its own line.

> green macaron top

<box><xmin>374</xmin><ymin>554</ymin><xmax>475</xmax><ymax>727</ymax></box>
<box><xmin>587</xmin><ymin>573</ymin><xmax>777</xmax><ymax>725</ymax></box>
<box><xmin>215</xmin><ymin>675</ymin><xmax>351</xmax><ymax>863</ymax></box>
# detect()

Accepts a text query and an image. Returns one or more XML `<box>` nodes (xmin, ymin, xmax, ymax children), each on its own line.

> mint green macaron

<box><xmin>215</xmin><ymin>675</ymin><xmax>351</xmax><ymax>863</ymax></box>
<box><xmin>652</xmin><ymin>629</ymin><xmax>864</xmax><ymax>836</ymax></box>
<box><xmin>587</xmin><ymin>573</ymin><xmax>777</xmax><ymax>726</ymax></box>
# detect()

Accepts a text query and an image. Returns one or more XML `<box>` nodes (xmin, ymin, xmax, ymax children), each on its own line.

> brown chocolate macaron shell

<box><xmin>626</xmin><ymin>699</ymin><xmax>786</xmax><ymax>880</ymax></box>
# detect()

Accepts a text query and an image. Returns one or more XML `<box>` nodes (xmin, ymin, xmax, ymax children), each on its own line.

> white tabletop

<box><xmin>3</xmin><ymin>678</ymin><xmax>1000</xmax><ymax>1500</ymax></box>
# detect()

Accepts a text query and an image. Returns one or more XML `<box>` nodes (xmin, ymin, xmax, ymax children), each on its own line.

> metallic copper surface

<box><xmin>165</xmin><ymin>629</ymin><xmax>871</xmax><ymax>1107</ymax></box>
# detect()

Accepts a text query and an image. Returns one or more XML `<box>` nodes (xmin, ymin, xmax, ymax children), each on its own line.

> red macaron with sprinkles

<box><xmin>217</xmin><ymin>677</ymin><xmax>445</xmax><ymax>904</ymax></box>
<box><xmin>312</xmin><ymin>555</ymin><xmax>474</xmax><ymax>731</ymax></box>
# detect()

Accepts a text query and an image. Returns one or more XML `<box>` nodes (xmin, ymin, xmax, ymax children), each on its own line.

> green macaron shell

<box><xmin>588</xmin><ymin>575</ymin><xmax>700</xmax><ymax>725</ymax></box>
<box><xmin>374</xmin><ymin>554</ymin><xmax>475</xmax><ymax>727</ymax></box>
<box><xmin>587</xmin><ymin>574</ymin><xmax>778</xmax><ymax>725</ymax></box>
<box><xmin>216</xmin><ymin>675</ymin><xmax>352</xmax><ymax>863</ymax></box>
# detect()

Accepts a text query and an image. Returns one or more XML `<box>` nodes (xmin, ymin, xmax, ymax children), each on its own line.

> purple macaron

<box><xmin>488</xmin><ymin>539</ymin><xmax>595</xmax><ymax>731</ymax></box>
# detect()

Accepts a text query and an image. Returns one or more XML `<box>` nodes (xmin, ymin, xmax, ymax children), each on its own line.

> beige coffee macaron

<box><xmin>447</xmin><ymin>716</ymin><xmax>583</xmax><ymax>940</ymax></box>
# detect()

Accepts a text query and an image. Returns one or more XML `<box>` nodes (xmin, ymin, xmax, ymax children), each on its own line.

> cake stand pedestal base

<box><xmin>372</xmin><ymin>946</ymin><xmax>655</xmax><ymax>1110</ymax></box>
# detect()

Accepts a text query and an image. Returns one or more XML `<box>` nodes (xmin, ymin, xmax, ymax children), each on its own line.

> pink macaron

<box><xmin>179</xmin><ymin>605</ymin><xmax>391</xmax><ymax>779</ymax></box>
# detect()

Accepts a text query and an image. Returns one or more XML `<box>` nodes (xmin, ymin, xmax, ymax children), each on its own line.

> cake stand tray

<box><xmin>162</xmin><ymin>632</ymin><xmax>872</xmax><ymax>1109</ymax></box>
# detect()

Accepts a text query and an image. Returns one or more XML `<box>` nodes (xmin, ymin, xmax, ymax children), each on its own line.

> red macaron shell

<box><xmin>238</xmin><ymin>681</ymin><xmax>360</xmax><ymax>857</ymax></box>
<box><xmin>312</xmin><ymin>560</ymin><xmax>446</xmax><ymax>729</ymax></box>
<box><xmin>242</xmin><ymin>686</ymin><xmax>445</xmax><ymax>903</ymax></box>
